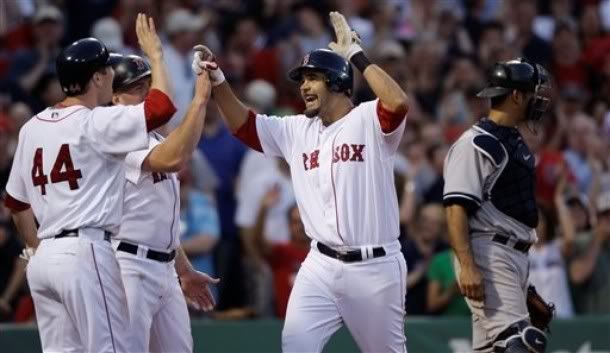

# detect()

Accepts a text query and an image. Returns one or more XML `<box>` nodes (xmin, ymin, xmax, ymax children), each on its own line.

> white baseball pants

<box><xmin>114</xmin><ymin>247</ymin><xmax>193</xmax><ymax>353</ymax></box>
<box><xmin>282</xmin><ymin>240</ymin><xmax>408</xmax><ymax>353</ymax></box>
<box><xmin>26</xmin><ymin>230</ymin><xmax>134</xmax><ymax>353</ymax></box>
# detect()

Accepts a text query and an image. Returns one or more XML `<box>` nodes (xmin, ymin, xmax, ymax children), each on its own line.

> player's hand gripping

<box><xmin>194</xmin><ymin>70</ymin><xmax>212</xmax><ymax>104</ymax></box>
<box><xmin>458</xmin><ymin>263</ymin><xmax>485</xmax><ymax>302</ymax></box>
<box><xmin>180</xmin><ymin>269</ymin><xmax>220</xmax><ymax>312</ymax></box>
<box><xmin>135</xmin><ymin>13</ymin><xmax>163</xmax><ymax>60</ymax></box>
<box><xmin>192</xmin><ymin>45</ymin><xmax>226</xmax><ymax>86</ymax></box>
<box><xmin>328</xmin><ymin>11</ymin><xmax>363</xmax><ymax>60</ymax></box>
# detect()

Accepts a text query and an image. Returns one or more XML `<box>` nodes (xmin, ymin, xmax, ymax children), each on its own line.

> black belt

<box><xmin>54</xmin><ymin>229</ymin><xmax>111</xmax><ymax>242</ymax></box>
<box><xmin>492</xmin><ymin>234</ymin><xmax>532</xmax><ymax>253</ymax></box>
<box><xmin>117</xmin><ymin>241</ymin><xmax>176</xmax><ymax>262</ymax></box>
<box><xmin>316</xmin><ymin>242</ymin><xmax>386</xmax><ymax>263</ymax></box>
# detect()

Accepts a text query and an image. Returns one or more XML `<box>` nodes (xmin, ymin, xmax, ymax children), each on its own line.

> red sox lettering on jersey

<box><xmin>302</xmin><ymin>144</ymin><xmax>365</xmax><ymax>171</ymax></box>
<box><xmin>251</xmin><ymin>99</ymin><xmax>405</xmax><ymax>247</ymax></box>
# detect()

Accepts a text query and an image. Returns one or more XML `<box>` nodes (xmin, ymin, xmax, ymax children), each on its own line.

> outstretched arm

<box><xmin>143</xmin><ymin>71</ymin><xmax>211</xmax><ymax>172</ymax></box>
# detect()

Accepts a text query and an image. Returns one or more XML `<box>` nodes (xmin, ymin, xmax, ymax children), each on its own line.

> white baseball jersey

<box><xmin>116</xmin><ymin>132</ymin><xmax>181</xmax><ymax>250</ymax></box>
<box><xmin>5</xmin><ymin>104</ymin><xmax>149</xmax><ymax>238</ymax></box>
<box><xmin>255</xmin><ymin>99</ymin><xmax>405</xmax><ymax>247</ymax></box>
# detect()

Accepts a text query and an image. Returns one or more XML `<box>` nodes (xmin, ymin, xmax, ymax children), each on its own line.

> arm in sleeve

<box><xmin>86</xmin><ymin>89</ymin><xmax>175</xmax><ymax>155</ymax></box>
<box><xmin>4</xmin><ymin>135</ymin><xmax>30</xmax><ymax>212</ymax></box>
<box><xmin>124</xmin><ymin>136</ymin><xmax>160</xmax><ymax>184</ymax></box>
<box><xmin>363</xmin><ymin>99</ymin><xmax>407</xmax><ymax>156</ymax></box>
<box><xmin>234</xmin><ymin>111</ymin><xmax>296</xmax><ymax>159</ymax></box>
<box><xmin>442</xmin><ymin>136</ymin><xmax>496</xmax><ymax>213</ymax></box>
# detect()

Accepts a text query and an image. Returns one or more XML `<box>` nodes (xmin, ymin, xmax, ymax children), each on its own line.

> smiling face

<box><xmin>299</xmin><ymin>70</ymin><xmax>331</xmax><ymax>118</ymax></box>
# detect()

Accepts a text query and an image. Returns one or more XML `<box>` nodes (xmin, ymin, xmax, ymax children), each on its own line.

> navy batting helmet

<box><xmin>56</xmin><ymin>37</ymin><xmax>111</xmax><ymax>96</ymax></box>
<box><xmin>477</xmin><ymin>58</ymin><xmax>552</xmax><ymax>121</ymax></box>
<box><xmin>288</xmin><ymin>49</ymin><xmax>353</xmax><ymax>95</ymax></box>
<box><xmin>110</xmin><ymin>54</ymin><xmax>152</xmax><ymax>92</ymax></box>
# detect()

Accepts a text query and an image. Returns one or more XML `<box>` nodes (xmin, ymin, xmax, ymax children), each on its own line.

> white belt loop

<box><xmin>360</xmin><ymin>247</ymin><xmax>367</xmax><ymax>260</ymax></box>
<box><xmin>136</xmin><ymin>244</ymin><xmax>149</xmax><ymax>258</ymax></box>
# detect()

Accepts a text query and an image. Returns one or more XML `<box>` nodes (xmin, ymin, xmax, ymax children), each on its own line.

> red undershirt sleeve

<box><xmin>143</xmin><ymin>89</ymin><xmax>177</xmax><ymax>131</ymax></box>
<box><xmin>233</xmin><ymin>110</ymin><xmax>263</xmax><ymax>152</ymax></box>
<box><xmin>377</xmin><ymin>101</ymin><xmax>408</xmax><ymax>133</ymax></box>
<box><xmin>4</xmin><ymin>193</ymin><xmax>31</xmax><ymax>213</ymax></box>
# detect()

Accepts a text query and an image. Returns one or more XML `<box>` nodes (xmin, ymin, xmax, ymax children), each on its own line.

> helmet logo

<box><xmin>135</xmin><ymin>59</ymin><xmax>147</xmax><ymax>71</ymax></box>
<box><xmin>303</xmin><ymin>54</ymin><xmax>310</xmax><ymax>65</ymax></box>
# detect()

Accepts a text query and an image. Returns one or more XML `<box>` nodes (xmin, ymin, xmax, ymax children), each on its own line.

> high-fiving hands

<box><xmin>191</xmin><ymin>45</ymin><xmax>226</xmax><ymax>86</ymax></box>
<box><xmin>328</xmin><ymin>11</ymin><xmax>363</xmax><ymax>60</ymax></box>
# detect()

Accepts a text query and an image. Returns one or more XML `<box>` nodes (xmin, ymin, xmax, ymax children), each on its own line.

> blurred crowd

<box><xmin>1</xmin><ymin>0</ymin><xmax>610</xmax><ymax>323</ymax></box>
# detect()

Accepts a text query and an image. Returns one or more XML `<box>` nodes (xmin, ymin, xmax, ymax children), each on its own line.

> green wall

<box><xmin>1</xmin><ymin>317</ymin><xmax>608</xmax><ymax>352</ymax></box>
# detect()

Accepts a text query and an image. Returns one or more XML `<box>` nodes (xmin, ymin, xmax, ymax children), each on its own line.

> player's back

<box><xmin>11</xmin><ymin>103</ymin><xmax>149</xmax><ymax>238</ymax></box>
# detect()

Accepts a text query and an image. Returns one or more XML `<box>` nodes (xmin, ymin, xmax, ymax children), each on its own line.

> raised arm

<box><xmin>328</xmin><ymin>12</ymin><xmax>408</xmax><ymax>116</ymax></box>
<box><xmin>136</xmin><ymin>13</ymin><xmax>170</xmax><ymax>97</ymax></box>
<box><xmin>143</xmin><ymin>71</ymin><xmax>211</xmax><ymax>172</ymax></box>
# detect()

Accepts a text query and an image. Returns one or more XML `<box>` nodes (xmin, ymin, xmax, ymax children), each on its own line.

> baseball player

<box><xmin>443</xmin><ymin>58</ymin><xmax>552</xmax><ymax>353</ymax></box>
<box><xmin>193</xmin><ymin>11</ymin><xmax>409</xmax><ymax>353</ymax></box>
<box><xmin>109</xmin><ymin>51</ymin><xmax>218</xmax><ymax>352</ymax></box>
<box><xmin>3</xmin><ymin>14</ymin><xmax>176</xmax><ymax>353</ymax></box>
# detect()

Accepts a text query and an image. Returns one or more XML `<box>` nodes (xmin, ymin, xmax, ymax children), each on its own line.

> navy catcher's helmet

<box><xmin>288</xmin><ymin>49</ymin><xmax>353</xmax><ymax>95</ymax></box>
<box><xmin>477</xmin><ymin>58</ymin><xmax>552</xmax><ymax>121</ymax></box>
<box><xmin>110</xmin><ymin>54</ymin><xmax>152</xmax><ymax>92</ymax></box>
<box><xmin>56</xmin><ymin>37</ymin><xmax>111</xmax><ymax>96</ymax></box>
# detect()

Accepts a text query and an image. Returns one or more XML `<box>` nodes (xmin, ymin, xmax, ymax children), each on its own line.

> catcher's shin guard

<box><xmin>493</xmin><ymin>320</ymin><xmax>548</xmax><ymax>353</ymax></box>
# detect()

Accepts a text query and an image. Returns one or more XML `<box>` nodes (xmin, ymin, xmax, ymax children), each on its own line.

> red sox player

<box><xmin>193</xmin><ymin>11</ymin><xmax>410</xmax><ymax>353</ymax></box>
<box><xmin>3</xmin><ymin>14</ymin><xmax>176</xmax><ymax>353</ymax></box>
<box><xmin>109</xmin><ymin>50</ymin><xmax>218</xmax><ymax>352</ymax></box>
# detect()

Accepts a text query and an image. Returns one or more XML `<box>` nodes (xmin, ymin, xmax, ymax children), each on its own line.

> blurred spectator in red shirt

<box><xmin>252</xmin><ymin>188</ymin><xmax>309</xmax><ymax>319</ymax></box>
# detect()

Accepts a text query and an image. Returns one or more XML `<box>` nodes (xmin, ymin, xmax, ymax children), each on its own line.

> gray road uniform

<box><xmin>443</xmin><ymin>118</ymin><xmax>540</xmax><ymax>353</ymax></box>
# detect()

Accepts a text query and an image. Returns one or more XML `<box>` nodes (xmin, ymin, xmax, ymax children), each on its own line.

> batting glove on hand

<box><xmin>19</xmin><ymin>247</ymin><xmax>35</xmax><ymax>261</ymax></box>
<box><xmin>328</xmin><ymin>11</ymin><xmax>363</xmax><ymax>60</ymax></box>
<box><xmin>192</xmin><ymin>45</ymin><xmax>226</xmax><ymax>87</ymax></box>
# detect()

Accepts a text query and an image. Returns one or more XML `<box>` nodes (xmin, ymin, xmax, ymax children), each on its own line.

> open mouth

<box><xmin>303</xmin><ymin>94</ymin><xmax>318</xmax><ymax>105</ymax></box>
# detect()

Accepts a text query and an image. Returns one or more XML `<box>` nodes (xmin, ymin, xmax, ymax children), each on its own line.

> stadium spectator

<box><xmin>568</xmin><ymin>190</ymin><xmax>610</xmax><ymax>314</ymax></box>
<box><xmin>426</xmin><ymin>248</ymin><xmax>469</xmax><ymax>316</ymax></box>
<box><xmin>528</xmin><ymin>185</ymin><xmax>575</xmax><ymax>318</ymax></box>
<box><xmin>178</xmin><ymin>160</ymin><xmax>220</xmax><ymax>304</ymax></box>
<box><xmin>163</xmin><ymin>8</ymin><xmax>205</xmax><ymax>129</ymax></box>
<box><xmin>402</xmin><ymin>203</ymin><xmax>448</xmax><ymax>315</ymax></box>
<box><xmin>7</xmin><ymin>5</ymin><xmax>63</xmax><ymax>102</ymax></box>
<box><xmin>0</xmin><ymin>221</ymin><xmax>26</xmax><ymax>322</ymax></box>
<box><xmin>251</xmin><ymin>190</ymin><xmax>309</xmax><ymax>318</ymax></box>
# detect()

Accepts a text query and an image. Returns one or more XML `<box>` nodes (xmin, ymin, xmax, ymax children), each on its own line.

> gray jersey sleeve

<box><xmin>443</xmin><ymin>132</ymin><xmax>496</xmax><ymax>212</ymax></box>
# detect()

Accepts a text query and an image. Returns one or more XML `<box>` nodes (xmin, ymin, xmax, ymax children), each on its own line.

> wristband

<box><xmin>350</xmin><ymin>52</ymin><xmax>372</xmax><ymax>73</ymax></box>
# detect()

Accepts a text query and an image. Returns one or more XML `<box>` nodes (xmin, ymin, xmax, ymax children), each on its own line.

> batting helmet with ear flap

<box><xmin>288</xmin><ymin>49</ymin><xmax>353</xmax><ymax>95</ymax></box>
<box><xmin>110</xmin><ymin>54</ymin><xmax>152</xmax><ymax>92</ymax></box>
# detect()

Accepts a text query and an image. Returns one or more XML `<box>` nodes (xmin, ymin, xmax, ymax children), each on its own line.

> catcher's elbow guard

<box><xmin>493</xmin><ymin>321</ymin><xmax>548</xmax><ymax>353</ymax></box>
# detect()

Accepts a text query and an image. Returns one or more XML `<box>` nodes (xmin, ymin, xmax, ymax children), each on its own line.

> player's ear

<box><xmin>510</xmin><ymin>89</ymin><xmax>523</xmax><ymax>105</ymax></box>
<box><xmin>112</xmin><ymin>94</ymin><xmax>120</xmax><ymax>105</ymax></box>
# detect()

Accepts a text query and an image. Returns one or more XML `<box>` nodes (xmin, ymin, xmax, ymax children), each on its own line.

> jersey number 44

<box><xmin>32</xmin><ymin>144</ymin><xmax>82</xmax><ymax>195</ymax></box>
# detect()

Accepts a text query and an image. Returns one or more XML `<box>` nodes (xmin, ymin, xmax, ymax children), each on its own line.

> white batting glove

<box><xmin>192</xmin><ymin>45</ymin><xmax>226</xmax><ymax>87</ymax></box>
<box><xmin>328</xmin><ymin>11</ymin><xmax>363</xmax><ymax>60</ymax></box>
<box><xmin>19</xmin><ymin>247</ymin><xmax>35</xmax><ymax>261</ymax></box>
